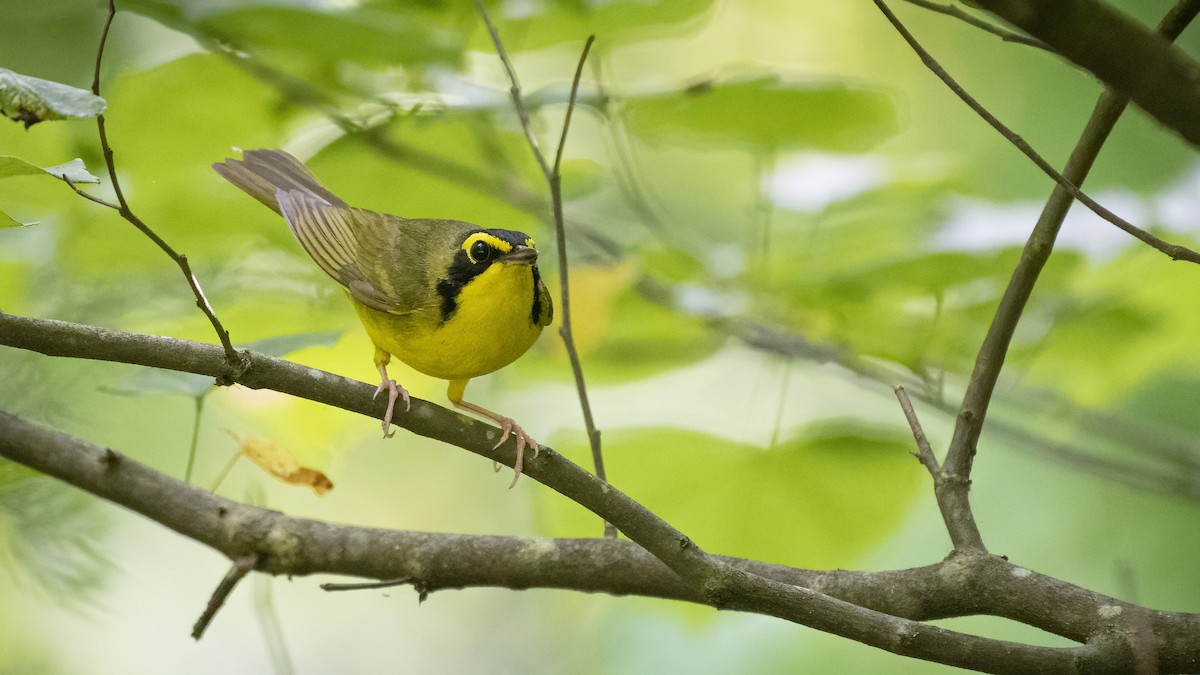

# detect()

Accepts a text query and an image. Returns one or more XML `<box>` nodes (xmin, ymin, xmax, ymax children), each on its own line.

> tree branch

<box><xmin>6</xmin><ymin>313</ymin><xmax>1197</xmax><ymax>670</ymax></box>
<box><xmin>971</xmin><ymin>0</ymin><xmax>1200</xmax><ymax>147</ymax></box>
<box><xmin>3</xmin><ymin>404</ymin><xmax>1199</xmax><ymax>671</ymax></box>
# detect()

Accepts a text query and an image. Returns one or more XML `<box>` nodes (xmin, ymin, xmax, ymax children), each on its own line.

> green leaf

<box><xmin>100</xmin><ymin>369</ymin><xmax>213</xmax><ymax>399</ymax></box>
<box><xmin>484</xmin><ymin>0</ymin><xmax>720</xmax><ymax>51</ymax></box>
<box><xmin>0</xmin><ymin>68</ymin><xmax>106</xmax><ymax>128</ymax></box>
<box><xmin>240</xmin><ymin>330</ymin><xmax>342</xmax><ymax>358</ymax></box>
<box><xmin>623</xmin><ymin>75</ymin><xmax>897</xmax><ymax>152</ymax></box>
<box><xmin>40</xmin><ymin>158</ymin><xmax>101</xmax><ymax>184</ymax></box>
<box><xmin>540</xmin><ymin>425</ymin><xmax>922</xmax><ymax>566</ymax></box>
<box><xmin>559</xmin><ymin>158</ymin><xmax>603</xmax><ymax>201</ymax></box>
<box><xmin>0</xmin><ymin>156</ymin><xmax>99</xmax><ymax>183</ymax></box>
<box><xmin>0</xmin><ymin>460</ymin><xmax>37</xmax><ymax>489</ymax></box>
<box><xmin>0</xmin><ymin>210</ymin><xmax>36</xmax><ymax>228</ymax></box>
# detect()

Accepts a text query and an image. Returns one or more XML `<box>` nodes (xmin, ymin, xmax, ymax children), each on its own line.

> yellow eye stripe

<box><xmin>462</xmin><ymin>232</ymin><xmax>511</xmax><ymax>263</ymax></box>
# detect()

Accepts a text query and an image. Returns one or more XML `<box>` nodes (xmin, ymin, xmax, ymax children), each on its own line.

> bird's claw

<box><xmin>373</xmin><ymin>378</ymin><xmax>410</xmax><ymax>438</ymax></box>
<box><xmin>491</xmin><ymin>418</ymin><xmax>539</xmax><ymax>489</ymax></box>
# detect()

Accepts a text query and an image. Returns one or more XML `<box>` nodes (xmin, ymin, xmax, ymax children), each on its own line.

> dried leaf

<box><xmin>242</xmin><ymin>437</ymin><xmax>334</xmax><ymax>495</ymax></box>
<box><xmin>214</xmin><ymin>435</ymin><xmax>333</xmax><ymax>496</ymax></box>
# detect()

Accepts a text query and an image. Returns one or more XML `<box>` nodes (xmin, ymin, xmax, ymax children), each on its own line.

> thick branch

<box><xmin>971</xmin><ymin>0</ymin><xmax>1200</xmax><ymax>147</ymax></box>
<box><xmin>2</xmin><ymin>407</ymin><xmax>1198</xmax><ymax>670</ymax></box>
<box><xmin>1</xmin><ymin>313</ymin><xmax>1182</xmax><ymax>671</ymax></box>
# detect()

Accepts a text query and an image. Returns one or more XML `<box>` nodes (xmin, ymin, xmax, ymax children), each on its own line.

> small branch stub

<box><xmin>192</xmin><ymin>554</ymin><xmax>259</xmax><ymax>640</ymax></box>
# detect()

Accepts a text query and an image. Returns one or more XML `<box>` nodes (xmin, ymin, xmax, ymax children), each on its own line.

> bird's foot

<box><xmin>491</xmin><ymin>418</ymin><xmax>539</xmax><ymax>489</ymax></box>
<box><xmin>373</xmin><ymin>377</ymin><xmax>411</xmax><ymax>438</ymax></box>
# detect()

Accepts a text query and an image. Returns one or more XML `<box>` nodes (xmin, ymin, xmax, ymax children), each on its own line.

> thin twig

<box><xmin>901</xmin><ymin>0</ymin><xmax>1054</xmax><ymax>51</ymax></box>
<box><xmin>192</xmin><ymin>554</ymin><xmax>259</xmax><ymax>639</ymax></box>
<box><xmin>184</xmin><ymin>395</ymin><xmax>204</xmax><ymax>484</ymax></box>
<box><xmin>476</xmin><ymin>3</ymin><xmax>552</xmax><ymax>181</ymax></box>
<box><xmin>873</xmin><ymin>0</ymin><xmax>1200</xmax><ymax>266</ymax></box>
<box><xmin>476</xmin><ymin>5</ymin><xmax>613</xmax><ymax>537</ymax></box>
<box><xmin>553</xmin><ymin>37</ymin><xmax>595</xmax><ymax>176</ymax></box>
<box><xmin>893</xmin><ymin>386</ymin><xmax>939</xmax><ymax>476</ymax></box>
<box><xmin>85</xmin><ymin>0</ymin><xmax>243</xmax><ymax>371</ymax></box>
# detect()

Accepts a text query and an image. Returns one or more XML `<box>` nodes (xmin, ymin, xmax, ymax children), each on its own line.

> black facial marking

<box><xmin>436</xmin><ymin>228</ymin><xmax>535</xmax><ymax>324</ymax></box>
<box><xmin>530</xmin><ymin>264</ymin><xmax>544</xmax><ymax>326</ymax></box>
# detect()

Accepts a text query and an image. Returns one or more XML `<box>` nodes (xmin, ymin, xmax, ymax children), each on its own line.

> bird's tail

<box><xmin>213</xmin><ymin>149</ymin><xmax>348</xmax><ymax>214</ymax></box>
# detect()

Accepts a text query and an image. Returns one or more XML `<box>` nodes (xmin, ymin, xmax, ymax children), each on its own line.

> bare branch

<box><xmin>192</xmin><ymin>554</ymin><xmax>259</xmax><ymax>639</ymax></box>
<box><xmin>2</xmin><ymin>401</ymin><xmax>1194</xmax><ymax>671</ymax></box>
<box><xmin>83</xmin><ymin>0</ymin><xmax>243</xmax><ymax>370</ymax></box>
<box><xmin>893</xmin><ymin>386</ymin><xmax>939</xmax><ymax>475</ymax></box>
<box><xmin>4</xmin><ymin>314</ymin><xmax>1186</xmax><ymax>670</ymax></box>
<box><xmin>553</xmin><ymin>36</ymin><xmax>596</xmax><ymax>176</ymax></box>
<box><xmin>475</xmin><ymin>4</ymin><xmax>612</xmax><ymax>536</ymax></box>
<box><xmin>901</xmin><ymin>0</ymin><xmax>1054</xmax><ymax>51</ymax></box>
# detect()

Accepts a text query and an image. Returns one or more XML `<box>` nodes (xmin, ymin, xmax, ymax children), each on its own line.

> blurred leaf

<box><xmin>123</xmin><ymin>1</ymin><xmax>462</xmax><ymax>97</ymax></box>
<box><xmin>559</xmin><ymin>158</ymin><xmax>603</xmax><ymax>201</ymax></box>
<box><xmin>484</xmin><ymin>0</ymin><xmax>719</xmax><ymax>51</ymax></box>
<box><xmin>0</xmin><ymin>156</ymin><xmax>99</xmax><ymax>183</ymax></box>
<box><xmin>241</xmin><ymin>330</ymin><xmax>341</xmax><ymax>358</ymax></box>
<box><xmin>541</xmin><ymin>424</ymin><xmax>922</xmax><ymax>566</ymax></box>
<box><xmin>0</xmin><ymin>474</ymin><xmax>111</xmax><ymax>601</ymax></box>
<box><xmin>576</xmin><ymin>285</ymin><xmax>723</xmax><ymax>382</ymax></box>
<box><xmin>0</xmin><ymin>68</ymin><xmax>106</xmax><ymax>128</ymax></box>
<box><xmin>101</xmin><ymin>368</ymin><xmax>212</xmax><ymax>398</ymax></box>
<box><xmin>624</xmin><ymin>76</ymin><xmax>897</xmax><ymax>152</ymax></box>
<box><xmin>0</xmin><ymin>460</ymin><xmax>37</xmax><ymax>489</ymax></box>
<box><xmin>0</xmin><ymin>210</ymin><xmax>35</xmax><ymax>227</ymax></box>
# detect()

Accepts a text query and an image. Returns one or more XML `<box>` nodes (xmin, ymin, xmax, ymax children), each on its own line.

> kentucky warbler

<box><xmin>214</xmin><ymin>149</ymin><xmax>552</xmax><ymax>485</ymax></box>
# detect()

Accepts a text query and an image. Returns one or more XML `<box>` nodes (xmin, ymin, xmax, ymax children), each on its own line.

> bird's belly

<box><xmin>353</xmin><ymin>270</ymin><xmax>543</xmax><ymax>382</ymax></box>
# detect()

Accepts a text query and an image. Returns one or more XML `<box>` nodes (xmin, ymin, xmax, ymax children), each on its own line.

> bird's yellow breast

<box><xmin>352</xmin><ymin>263</ymin><xmax>543</xmax><ymax>382</ymax></box>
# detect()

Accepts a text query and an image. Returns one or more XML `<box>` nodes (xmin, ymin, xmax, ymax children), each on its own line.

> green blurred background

<box><xmin>2</xmin><ymin>0</ymin><xmax>1199</xmax><ymax>672</ymax></box>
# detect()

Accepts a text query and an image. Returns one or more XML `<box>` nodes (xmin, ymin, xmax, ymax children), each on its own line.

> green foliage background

<box><xmin>2</xmin><ymin>0</ymin><xmax>1199</xmax><ymax>672</ymax></box>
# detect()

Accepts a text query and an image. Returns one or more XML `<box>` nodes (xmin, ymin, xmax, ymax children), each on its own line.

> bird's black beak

<box><xmin>500</xmin><ymin>245</ymin><xmax>538</xmax><ymax>265</ymax></box>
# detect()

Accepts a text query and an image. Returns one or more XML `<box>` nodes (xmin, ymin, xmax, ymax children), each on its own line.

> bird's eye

<box><xmin>469</xmin><ymin>240</ymin><xmax>493</xmax><ymax>264</ymax></box>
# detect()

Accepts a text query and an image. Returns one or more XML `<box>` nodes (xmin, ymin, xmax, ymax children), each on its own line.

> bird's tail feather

<box><xmin>213</xmin><ymin>149</ymin><xmax>347</xmax><ymax>215</ymax></box>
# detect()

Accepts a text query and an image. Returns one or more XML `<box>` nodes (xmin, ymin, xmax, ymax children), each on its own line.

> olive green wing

<box><xmin>276</xmin><ymin>190</ymin><xmax>423</xmax><ymax>313</ymax></box>
<box><xmin>349</xmin><ymin>211</ymin><xmax>478</xmax><ymax>313</ymax></box>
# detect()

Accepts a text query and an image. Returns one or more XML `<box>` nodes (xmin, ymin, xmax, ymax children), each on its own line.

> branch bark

<box><xmin>971</xmin><ymin>0</ymin><xmax>1200</xmax><ymax>147</ymax></box>
<box><xmin>4</xmin><ymin>314</ymin><xmax>1200</xmax><ymax>671</ymax></box>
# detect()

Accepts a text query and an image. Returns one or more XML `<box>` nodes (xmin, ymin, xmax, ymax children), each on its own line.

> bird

<box><xmin>213</xmin><ymin>149</ymin><xmax>552</xmax><ymax>486</ymax></box>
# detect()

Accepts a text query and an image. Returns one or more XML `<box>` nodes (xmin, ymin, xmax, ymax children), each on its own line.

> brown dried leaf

<box><xmin>214</xmin><ymin>435</ymin><xmax>334</xmax><ymax>496</ymax></box>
